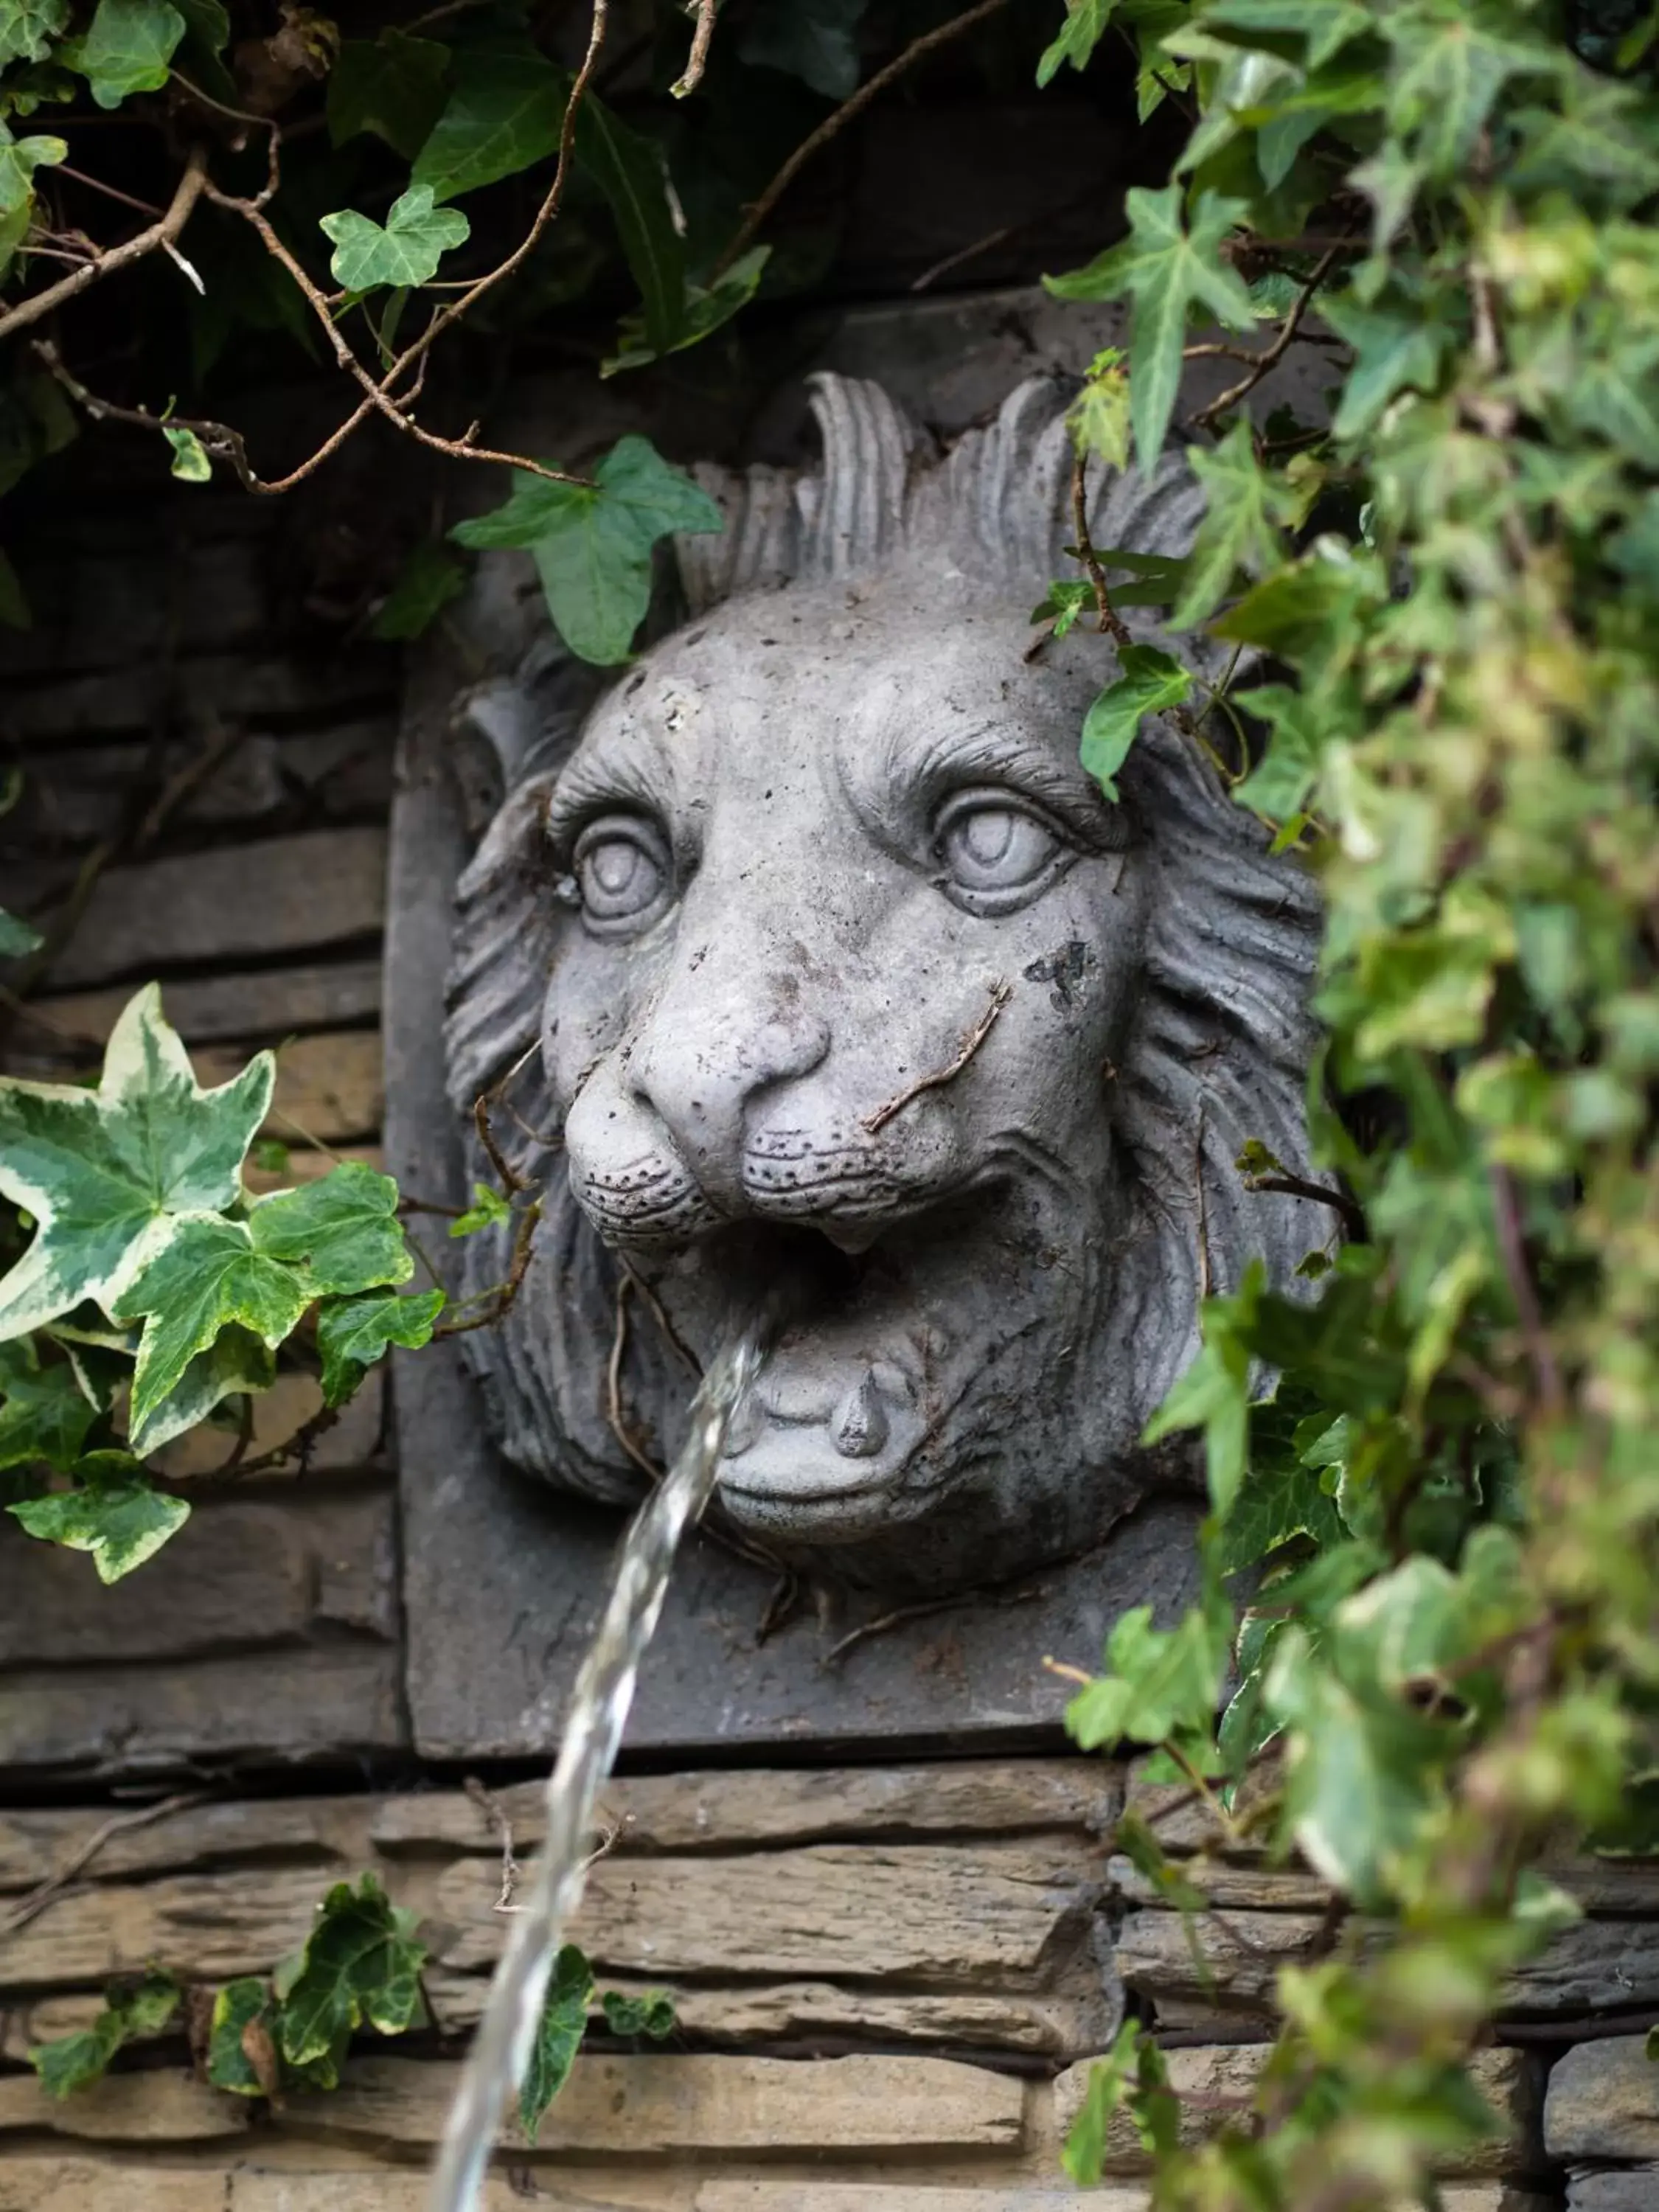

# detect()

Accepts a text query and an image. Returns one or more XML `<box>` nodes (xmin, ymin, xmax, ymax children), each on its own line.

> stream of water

<box><xmin>426</xmin><ymin>1318</ymin><xmax>769</xmax><ymax>2212</ymax></box>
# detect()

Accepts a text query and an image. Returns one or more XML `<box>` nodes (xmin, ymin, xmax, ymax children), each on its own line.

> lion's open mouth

<box><xmin>647</xmin><ymin>1200</ymin><xmax>1018</xmax><ymax>1545</ymax></box>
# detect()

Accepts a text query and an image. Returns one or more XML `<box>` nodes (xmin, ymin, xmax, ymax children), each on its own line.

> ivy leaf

<box><xmin>125</xmin><ymin>1322</ymin><xmax>274</xmax><ymax>1458</ymax></box>
<box><xmin>520</xmin><ymin>1944</ymin><xmax>594</xmax><ymax>2142</ymax></box>
<box><xmin>1382</xmin><ymin>14</ymin><xmax>1556</xmax><ymax>179</ymax></box>
<box><xmin>450</xmin><ymin>1181</ymin><xmax>511</xmax><ymax>1238</ymax></box>
<box><xmin>1065</xmin><ymin>1603</ymin><xmax>1229</xmax><ymax>1753</ymax></box>
<box><xmin>327</xmin><ymin>29</ymin><xmax>451</xmax><ymax>161</ymax></box>
<box><xmin>1233</xmin><ymin>681</ymin><xmax>1326</xmax><ymax>821</ymax></box>
<box><xmin>1032</xmin><ymin>580</ymin><xmax>1094</xmax><ymax>639</ymax></box>
<box><xmin>207</xmin><ymin>1978</ymin><xmax>278</xmax><ymax>2096</ymax></box>
<box><xmin>452</xmin><ymin>434</ymin><xmax>723</xmax><ymax>665</ymax></box>
<box><xmin>0</xmin><ymin>119</ymin><xmax>64</xmax><ymax>214</ymax></box>
<box><xmin>319</xmin><ymin>184</ymin><xmax>470</xmax><ymax>294</ymax></box>
<box><xmin>411</xmin><ymin>31</ymin><xmax>566</xmax><ymax>204</ymax></box>
<box><xmin>1068</xmin><ymin>347</ymin><xmax>1131</xmax><ymax>470</ymax></box>
<box><xmin>1079</xmin><ymin>644</ymin><xmax>1193</xmax><ymax>801</ymax></box>
<box><xmin>1320</xmin><ymin>290</ymin><xmax>1455</xmax><ymax>439</ymax></box>
<box><xmin>163</xmin><ymin>424</ymin><xmax>211</xmax><ymax>482</ymax></box>
<box><xmin>0</xmin><ymin>984</ymin><xmax>274</xmax><ymax>1343</ymax></box>
<box><xmin>0</xmin><ymin>902</ymin><xmax>42</xmax><ymax>956</ymax></box>
<box><xmin>29</xmin><ymin>1969</ymin><xmax>180</xmax><ymax>2096</ymax></box>
<box><xmin>61</xmin><ymin>0</ymin><xmax>186</xmax><ymax>108</ymax></box>
<box><xmin>1037</xmin><ymin>0</ymin><xmax>1117</xmax><ymax>88</ymax></box>
<box><xmin>601</xmin><ymin>248</ymin><xmax>770</xmax><ymax>378</ymax></box>
<box><xmin>315</xmin><ymin>1287</ymin><xmax>445</xmax><ymax>1409</ymax></box>
<box><xmin>0</xmin><ymin>0</ymin><xmax>69</xmax><ymax>67</ymax></box>
<box><xmin>111</xmin><ymin>1218</ymin><xmax>310</xmax><ymax>1433</ymax></box>
<box><xmin>740</xmin><ymin>0</ymin><xmax>866</xmax><ymax>99</ymax></box>
<box><xmin>1266</xmin><ymin>1624</ymin><xmax>1443</xmax><ymax>1905</ymax></box>
<box><xmin>248</xmin><ymin>1161</ymin><xmax>414</xmax><ymax>1298</ymax></box>
<box><xmin>1204</xmin><ymin>0</ymin><xmax>1370</xmax><ymax>72</ymax></box>
<box><xmin>1220</xmin><ymin>1453</ymin><xmax>1345</xmax><ymax>1576</ymax></box>
<box><xmin>574</xmin><ymin>94</ymin><xmax>684</xmax><ymax>358</ymax></box>
<box><xmin>600</xmin><ymin>1989</ymin><xmax>676</xmax><ymax>2039</ymax></box>
<box><xmin>0</xmin><ymin>1337</ymin><xmax>97</xmax><ymax>1470</ymax></box>
<box><xmin>1143</xmin><ymin>1260</ymin><xmax>1265</xmax><ymax>1519</ymax></box>
<box><xmin>1046</xmin><ymin>186</ymin><xmax>1256</xmax><ymax>467</ymax></box>
<box><xmin>8</xmin><ymin>1456</ymin><xmax>190</xmax><ymax>1582</ymax></box>
<box><xmin>273</xmin><ymin>1874</ymin><xmax>427</xmax><ymax>2076</ymax></box>
<box><xmin>1171</xmin><ymin>420</ymin><xmax>1304</xmax><ymax>628</ymax></box>
<box><xmin>370</xmin><ymin>541</ymin><xmax>467</xmax><ymax>641</ymax></box>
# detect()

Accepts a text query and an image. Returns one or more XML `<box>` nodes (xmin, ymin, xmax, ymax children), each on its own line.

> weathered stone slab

<box><xmin>32</xmin><ymin>957</ymin><xmax>384</xmax><ymax>1051</ymax></box>
<box><xmin>374</xmin><ymin>1761</ymin><xmax>1119</xmax><ymax>1856</ymax></box>
<box><xmin>434</xmin><ymin>1842</ymin><xmax>1107</xmax><ymax>1986</ymax></box>
<box><xmin>0</xmin><ymin>1491</ymin><xmax>394</xmax><ymax>1666</ymax></box>
<box><xmin>425</xmin><ymin>1966</ymin><xmax>1109</xmax><ymax>2058</ymax></box>
<box><xmin>1</xmin><ymin>652</ymin><xmax>394</xmax><ymax>744</ymax></box>
<box><xmin>695</xmin><ymin>2192</ymin><xmax>1141</xmax><ymax>2212</ymax></box>
<box><xmin>0</xmin><ymin>1643</ymin><xmax>404</xmax><ymax>1775</ymax></box>
<box><xmin>0</xmin><ymin>2068</ymin><xmax>248</xmax><ymax>2141</ymax></box>
<box><xmin>1547</xmin><ymin>2037</ymin><xmax>1659</xmax><ymax>2163</ymax></box>
<box><xmin>15</xmin><ymin>828</ymin><xmax>386</xmax><ymax>989</ymax></box>
<box><xmin>1567</xmin><ymin>2171</ymin><xmax>1659</xmax><ymax>2212</ymax></box>
<box><xmin>1053</xmin><ymin>2045</ymin><xmax>1540</xmax><ymax>2178</ymax></box>
<box><xmin>277</xmin><ymin>2053</ymin><xmax>1026</xmax><ymax>2154</ymax></box>
<box><xmin>0</xmin><ymin>1863</ymin><xmax>338</xmax><ymax>1989</ymax></box>
<box><xmin>9</xmin><ymin>1026</ymin><xmax>384</xmax><ymax>1144</ymax></box>
<box><xmin>1118</xmin><ymin>1908</ymin><xmax>1659</xmax><ymax>2023</ymax></box>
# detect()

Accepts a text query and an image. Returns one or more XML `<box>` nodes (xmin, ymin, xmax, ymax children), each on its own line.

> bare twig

<box><xmin>672</xmin><ymin>0</ymin><xmax>718</xmax><ymax>97</ymax></box>
<box><xmin>1</xmin><ymin>1793</ymin><xmax>208</xmax><ymax>1937</ymax></box>
<box><xmin>0</xmin><ymin>144</ymin><xmax>209</xmax><ymax>343</ymax></box>
<box><xmin>713</xmin><ymin>0</ymin><xmax>1012</xmax><ymax>277</ymax></box>
<box><xmin>607</xmin><ymin>1274</ymin><xmax>666</xmax><ymax>1485</ymax></box>
<box><xmin>1189</xmin><ymin>241</ymin><xmax>1345</xmax><ymax>429</ymax></box>
<box><xmin>1240</xmin><ymin>1168</ymin><xmax>1366</xmax><ymax>1245</ymax></box>
<box><xmin>1071</xmin><ymin>450</ymin><xmax>1133</xmax><ymax>647</ymax></box>
<box><xmin>827</xmin><ymin>1579</ymin><xmax>1041</xmax><ymax>1665</ymax></box>
<box><xmin>465</xmin><ymin>1777</ymin><xmax>524</xmax><ymax>1914</ymax></box>
<box><xmin>911</xmin><ymin>220</ymin><xmax>1017</xmax><ymax>293</ymax></box>
<box><xmin>55</xmin><ymin>164</ymin><xmax>164</xmax><ymax>218</ymax></box>
<box><xmin>862</xmin><ymin>979</ymin><xmax>1011</xmax><ymax>1134</ymax></box>
<box><xmin>620</xmin><ymin>1259</ymin><xmax>701</xmax><ymax>1378</ymax></box>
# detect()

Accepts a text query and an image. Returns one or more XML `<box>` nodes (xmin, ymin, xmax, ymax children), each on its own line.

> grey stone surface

<box><xmin>1568</xmin><ymin>2170</ymin><xmax>1659</xmax><ymax>2211</ymax></box>
<box><xmin>1548</xmin><ymin>2037</ymin><xmax>1659</xmax><ymax>2164</ymax></box>
<box><xmin>386</xmin><ymin>285</ymin><xmax>1326</xmax><ymax>1750</ymax></box>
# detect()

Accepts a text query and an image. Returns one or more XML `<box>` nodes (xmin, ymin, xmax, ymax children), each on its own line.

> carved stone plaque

<box><xmin>385</xmin><ymin>285</ymin><xmax>1336</xmax><ymax>1759</ymax></box>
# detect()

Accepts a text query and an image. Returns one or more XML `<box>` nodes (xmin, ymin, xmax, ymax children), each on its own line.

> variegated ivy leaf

<box><xmin>7</xmin><ymin>1452</ymin><xmax>190</xmax><ymax>1582</ymax></box>
<box><xmin>113</xmin><ymin>1163</ymin><xmax>417</xmax><ymax>1432</ymax></box>
<box><xmin>272</xmin><ymin>1874</ymin><xmax>427</xmax><ymax>2087</ymax></box>
<box><xmin>0</xmin><ymin>984</ymin><xmax>274</xmax><ymax>1344</ymax></box>
<box><xmin>126</xmin><ymin>1323</ymin><xmax>276</xmax><ymax>1458</ymax></box>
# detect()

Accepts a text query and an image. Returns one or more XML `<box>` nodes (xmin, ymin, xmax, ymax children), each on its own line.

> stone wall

<box><xmin>1</xmin><ymin>313</ymin><xmax>1655</xmax><ymax>2212</ymax></box>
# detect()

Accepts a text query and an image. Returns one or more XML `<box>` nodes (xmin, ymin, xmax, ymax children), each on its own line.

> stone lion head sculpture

<box><xmin>442</xmin><ymin>373</ymin><xmax>1324</xmax><ymax>1597</ymax></box>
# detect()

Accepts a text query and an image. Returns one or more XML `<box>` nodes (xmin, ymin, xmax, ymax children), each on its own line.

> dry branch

<box><xmin>0</xmin><ymin>145</ymin><xmax>209</xmax><ymax>343</ymax></box>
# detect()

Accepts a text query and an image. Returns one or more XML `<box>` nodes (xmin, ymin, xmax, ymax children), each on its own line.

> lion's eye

<box><xmin>571</xmin><ymin>815</ymin><xmax>669</xmax><ymax>931</ymax></box>
<box><xmin>934</xmin><ymin>793</ymin><xmax>1067</xmax><ymax>911</ymax></box>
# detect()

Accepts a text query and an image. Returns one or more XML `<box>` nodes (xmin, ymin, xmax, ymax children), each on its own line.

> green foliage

<box><xmin>319</xmin><ymin>184</ymin><xmax>470</xmax><ymax>294</ymax></box>
<box><xmin>0</xmin><ymin>116</ymin><xmax>62</xmax><ymax>211</ymax></box>
<box><xmin>1044</xmin><ymin>3</ymin><xmax>1659</xmax><ymax>2204</ymax></box>
<box><xmin>409</xmin><ymin>28</ymin><xmax>566</xmax><ymax>204</ymax></box>
<box><xmin>316</xmin><ymin>1286</ymin><xmax>445</xmax><ymax>1409</ymax></box>
<box><xmin>453</xmin><ymin>433</ymin><xmax>724</xmax><ymax>664</ymax></box>
<box><xmin>28</xmin><ymin>1969</ymin><xmax>180</xmax><ymax>2095</ymax></box>
<box><xmin>0</xmin><ymin>0</ymin><xmax>69</xmax><ymax>70</ymax></box>
<box><xmin>1079</xmin><ymin>643</ymin><xmax>1192</xmax><ymax>799</ymax></box>
<box><xmin>9</xmin><ymin>1458</ymin><xmax>189</xmax><ymax>1581</ymax></box>
<box><xmin>161</xmin><ymin>423</ymin><xmax>210</xmax><ymax>482</ymax></box>
<box><xmin>450</xmin><ymin>1180</ymin><xmax>511</xmax><ymax>1237</ymax></box>
<box><xmin>1046</xmin><ymin>184</ymin><xmax>1257</xmax><ymax>466</ymax></box>
<box><xmin>0</xmin><ymin>995</ymin><xmax>431</xmax><ymax>1575</ymax></box>
<box><xmin>60</xmin><ymin>0</ymin><xmax>183</xmax><ymax>109</ymax></box>
<box><xmin>0</xmin><ymin>984</ymin><xmax>272</xmax><ymax>1343</ymax></box>
<box><xmin>327</xmin><ymin>29</ymin><xmax>451</xmax><ymax>161</ymax></box>
<box><xmin>521</xmin><ymin>1943</ymin><xmax>594</xmax><ymax>2141</ymax></box>
<box><xmin>271</xmin><ymin>1874</ymin><xmax>426</xmax><ymax>2086</ymax></box>
<box><xmin>370</xmin><ymin>541</ymin><xmax>467</xmax><ymax>641</ymax></box>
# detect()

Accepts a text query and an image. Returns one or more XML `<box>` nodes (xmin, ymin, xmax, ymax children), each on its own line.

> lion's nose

<box><xmin>629</xmin><ymin>1005</ymin><xmax>832</xmax><ymax>1212</ymax></box>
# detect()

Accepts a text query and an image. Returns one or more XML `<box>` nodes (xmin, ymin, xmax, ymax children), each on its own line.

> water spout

<box><xmin>426</xmin><ymin>1318</ymin><xmax>768</xmax><ymax>2212</ymax></box>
